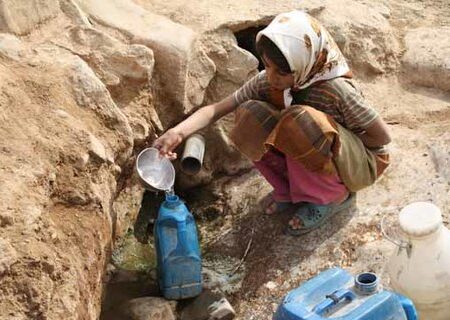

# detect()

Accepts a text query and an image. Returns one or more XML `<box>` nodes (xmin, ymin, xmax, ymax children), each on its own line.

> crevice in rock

<box><xmin>234</xmin><ymin>26</ymin><xmax>267</xmax><ymax>71</ymax></box>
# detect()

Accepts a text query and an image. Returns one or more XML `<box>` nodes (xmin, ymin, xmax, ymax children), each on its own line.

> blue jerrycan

<box><xmin>273</xmin><ymin>268</ymin><xmax>417</xmax><ymax>320</ymax></box>
<box><xmin>154</xmin><ymin>194</ymin><xmax>202</xmax><ymax>300</ymax></box>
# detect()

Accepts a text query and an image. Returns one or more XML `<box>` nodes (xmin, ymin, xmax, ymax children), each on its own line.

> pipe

<box><xmin>181</xmin><ymin>134</ymin><xmax>205</xmax><ymax>175</ymax></box>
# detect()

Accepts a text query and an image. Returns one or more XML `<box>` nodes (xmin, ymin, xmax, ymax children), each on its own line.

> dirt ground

<box><xmin>1</xmin><ymin>0</ymin><xmax>449</xmax><ymax>319</ymax></box>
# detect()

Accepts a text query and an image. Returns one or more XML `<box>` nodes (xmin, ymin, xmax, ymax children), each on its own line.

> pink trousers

<box><xmin>254</xmin><ymin>150</ymin><xmax>348</xmax><ymax>205</ymax></box>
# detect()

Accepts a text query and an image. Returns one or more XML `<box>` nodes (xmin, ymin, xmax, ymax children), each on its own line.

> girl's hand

<box><xmin>152</xmin><ymin>129</ymin><xmax>184</xmax><ymax>160</ymax></box>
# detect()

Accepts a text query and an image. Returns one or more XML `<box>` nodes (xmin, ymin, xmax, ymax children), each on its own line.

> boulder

<box><xmin>60</xmin><ymin>0</ymin><xmax>91</xmax><ymax>26</ymax></box>
<box><xmin>402</xmin><ymin>27</ymin><xmax>450</xmax><ymax>92</ymax></box>
<box><xmin>311</xmin><ymin>0</ymin><xmax>400</xmax><ymax>75</ymax></box>
<box><xmin>51</xmin><ymin>25</ymin><xmax>159</xmax><ymax>145</ymax></box>
<box><xmin>0</xmin><ymin>0</ymin><xmax>61</xmax><ymax>35</ymax></box>
<box><xmin>74</xmin><ymin>0</ymin><xmax>216</xmax><ymax>125</ymax></box>
<box><xmin>55</xmin><ymin>26</ymin><xmax>155</xmax><ymax>86</ymax></box>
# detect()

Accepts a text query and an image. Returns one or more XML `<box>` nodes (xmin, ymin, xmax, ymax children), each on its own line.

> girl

<box><xmin>153</xmin><ymin>10</ymin><xmax>391</xmax><ymax>236</ymax></box>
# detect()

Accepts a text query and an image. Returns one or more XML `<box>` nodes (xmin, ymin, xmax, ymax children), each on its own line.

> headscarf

<box><xmin>256</xmin><ymin>10</ymin><xmax>350</xmax><ymax>92</ymax></box>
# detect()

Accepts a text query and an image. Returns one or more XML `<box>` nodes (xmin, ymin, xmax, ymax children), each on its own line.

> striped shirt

<box><xmin>232</xmin><ymin>71</ymin><xmax>379</xmax><ymax>135</ymax></box>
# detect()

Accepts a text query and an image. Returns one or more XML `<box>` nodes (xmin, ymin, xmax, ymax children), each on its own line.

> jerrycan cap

<box><xmin>399</xmin><ymin>202</ymin><xmax>442</xmax><ymax>237</ymax></box>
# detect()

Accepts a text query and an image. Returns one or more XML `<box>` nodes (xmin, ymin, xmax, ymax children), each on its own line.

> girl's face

<box><xmin>262</xmin><ymin>54</ymin><xmax>295</xmax><ymax>91</ymax></box>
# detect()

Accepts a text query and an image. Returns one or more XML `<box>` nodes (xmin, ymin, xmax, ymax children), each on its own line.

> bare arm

<box><xmin>357</xmin><ymin>116</ymin><xmax>392</xmax><ymax>148</ymax></box>
<box><xmin>153</xmin><ymin>95</ymin><xmax>237</xmax><ymax>158</ymax></box>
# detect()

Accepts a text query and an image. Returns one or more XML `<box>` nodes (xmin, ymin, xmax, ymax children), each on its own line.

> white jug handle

<box><xmin>380</xmin><ymin>214</ymin><xmax>412</xmax><ymax>256</ymax></box>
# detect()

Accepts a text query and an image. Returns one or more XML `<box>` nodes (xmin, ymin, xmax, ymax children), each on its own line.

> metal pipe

<box><xmin>181</xmin><ymin>134</ymin><xmax>205</xmax><ymax>175</ymax></box>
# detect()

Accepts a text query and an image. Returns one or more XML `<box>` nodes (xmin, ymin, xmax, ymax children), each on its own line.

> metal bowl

<box><xmin>136</xmin><ymin>147</ymin><xmax>175</xmax><ymax>192</ymax></box>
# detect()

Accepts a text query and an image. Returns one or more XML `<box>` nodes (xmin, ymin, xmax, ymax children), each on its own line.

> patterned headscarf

<box><xmin>256</xmin><ymin>10</ymin><xmax>350</xmax><ymax>90</ymax></box>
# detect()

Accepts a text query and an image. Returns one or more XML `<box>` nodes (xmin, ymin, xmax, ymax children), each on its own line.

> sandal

<box><xmin>286</xmin><ymin>193</ymin><xmax>355</xmax><ymax>236</ymax></box>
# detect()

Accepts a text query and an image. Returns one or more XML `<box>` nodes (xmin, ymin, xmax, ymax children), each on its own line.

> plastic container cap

<box><xmin>399</xmin><ymin>202</ymin><xmax>442</xmax><ymax>237</ymax></box>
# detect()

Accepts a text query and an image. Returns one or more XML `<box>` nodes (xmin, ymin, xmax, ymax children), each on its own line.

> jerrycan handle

<box><xmin>312</xmin><ymin>289</ymin><xmax>356</xmax><ymax>315</ymax></box>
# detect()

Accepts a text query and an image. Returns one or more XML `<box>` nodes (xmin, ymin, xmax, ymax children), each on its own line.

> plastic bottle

<box><xmin>386</xmin><ymin>202</ymin><xmax>450</xmax><ymax>320</ymax></box>
<box><xmin>154</xmin><ymin>194</ymin><xmax>202</xmax><ymax>299</ymax></box>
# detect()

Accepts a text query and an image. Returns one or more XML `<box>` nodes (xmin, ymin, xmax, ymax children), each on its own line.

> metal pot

<box><xmin>136</xmin><ymin>147</ymin><xmax>175</xmax><ymax>192</ymax></box>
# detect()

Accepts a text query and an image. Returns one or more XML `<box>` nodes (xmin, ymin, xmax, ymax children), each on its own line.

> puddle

<box><xmin>202</xmin><ymin>253</ymin><xmax>246</xmax><ymax>295</ymax></box>
<box><xmin>111</xmin><ymin>231</ymin><xmax>157</xmax><ymax>271</ymax></box>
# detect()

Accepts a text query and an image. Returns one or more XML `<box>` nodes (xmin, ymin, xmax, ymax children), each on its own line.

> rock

<box><xmin>202</xmin><ymin>29</ymin><xmax>258</xmax><ymax>101</ymax></box>
<box><xmin>60</xmin><ymin>26</ymin><xmax>155</xmax><ymax>86</ymax></box>
<box><xmin>429</xmin><ymin>135</ymin><xmax>450</xmax><ymax>181</ymax></box>
<box><xmin>67</xmin><ymin>55</ymin><xmax>132</xmax><ymax>139</ymax></box>
<box><xmin>180</xmin><ymin>290</ymin><xmax>235</xmax><ymax>320</ymax></box>
<box><xmin>0</xmin><ymin>237</ymin><xmax>18</xmax><ymax>275</ymax></box>
<box><xmin>0</xmin><ymin>0</ymin><xmax>61</xmax><ymax>35</ymax></box>
<box><xmin>74</xmin><ymin>0</ymin><xmax>215</xmax><ymax>123</ymax></box>
<box><xmin>313</xmin><ymin>0</ymin><xmax>400</xmax><ymax>75</ymax></box>
<box><xmin>208</xmin><ymin>297</ymin><xmax>235</xmax><ymax>320</ymax></box>
<box><xmin>0</xmin><ymin>34</ymin><xmax>23</xmax><ymax>60</ymax></box>
<box><xmin>74</xmin><ymin>152</ymin><xmax>90</xmax><ymax>170</ymax></box>
<box><xmin>122</xmin><ymin>297</ymin><xmax>176</xmax><ymax>320</ymax></box>
<box><xmin>112</xmin><ymin>177</ymin><xmax>144</xmax><ymax>239</ymax></box>
<box><xmin>402</xmin><ymin>27</ymin><xmax>450</xmax><ymax>91</ymax></box>
<box><xmin>264</xmin><ymin>281</ymin><xmax>277</xmax><ymax>290</ymax></box>
<box><xmin>88</xmin><ymin>133</ymin><xmax>113</xmax><ymax>163</ymax></box>
<box><xmin>60</xmin><ymin>0</ymin><xmax>91</xmax><ymax>26</ymax></box>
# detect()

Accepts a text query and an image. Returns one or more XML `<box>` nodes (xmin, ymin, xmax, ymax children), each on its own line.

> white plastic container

<box><xmin>386</xmin><ymin>202</ymin><xmax>450</xmax><ymax>320</ymax></box>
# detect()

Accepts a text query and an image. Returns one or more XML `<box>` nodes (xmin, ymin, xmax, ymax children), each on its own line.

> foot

<box><xmin>261</xmin><ymin>193</ymin><xmax>293</xmax><ymax>215</ymax></box>
<box><xmin>287</xmin><ymin>193</ymin><xmax>355</xmax><ymax>236</ymax></box>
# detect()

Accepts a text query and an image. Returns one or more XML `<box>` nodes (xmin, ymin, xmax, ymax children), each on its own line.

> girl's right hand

<box><xmin>152</xmin><ymin>128</ymin><xmax>184</xmax><ymax>160</ymax></box>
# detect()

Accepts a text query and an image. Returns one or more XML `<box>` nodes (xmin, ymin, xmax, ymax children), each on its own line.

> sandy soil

<box><xmin>1</xmin><ymin>0</ymin><xmax>449</xmax><ymax>319</ymax></box>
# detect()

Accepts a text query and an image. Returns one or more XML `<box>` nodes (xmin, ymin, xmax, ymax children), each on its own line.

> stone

<box><xmin>0</xmin><ymin>34</ymin><xmax>23</xmax><ymax>60</ymax></box>
<box><xmin>61</xmin><ymin>26</ymin><xmax>155</xmax><ymax>85</ymax></box>
<box><xmin>112</xmin><ymin>178</ymin><xmax>143</xmax><ymax>239</ymax></box>
<box><xmin>208</xmin><ymin>298</ymin><xmax>235</xmax><ymax>320</ymax></box>
<box><xmin>60</xmin><ymin>0</ymin><xmax>91</xmax><ymax>26</ymax></box>
<box><xmin>313</xmin><ymin>0</ymin><xmax>400</xmax><ymax>75</ymax></box>
<box><xmin>0</xmin><ymin>237</ymin><xmax>18</xmax><ymax>275</ymax></box>
<box><xmin>74</xmin><ymin>152</ymin><xmax>90</xmax><ymax>170</ymax></box>
<box><xmin>402</xmin><ymin>27</ymin><xmax>450</xmax><ymax>92</ymax></box>
<box><xmin>429</xmin><ymin>135</ymin><xmax>450</xmax><ymax>181</ymax></box>
<box><xmin>122</xmin><ymin>297</ymin><xmax>176</xmax><ymax>320</ymax></box>
<box><xmin>264</xmin><ymin>281</ymin><xmax>277</xmax><ymax>290</ymax></box>
<box><xmin>63</xmin><ymin>54</ymin><xmax>134</xmax><ymax>154</ymax></box>
<box><xmin>74</xmin><ymin>0</ymin><xmax>216</xmax><ymax>123</ymax></box>
<box><xmin>0</xmin><ymin>0</ymin><xmax>61</xmax><ymax>35</ymax></box>
<box><xmin>180</xmin><ymin>290</ymin><xmax>235</xmax><ymax>320</ymax></box>
<box><xmin>88</xmin><ymin>133</ymin><xmax>110</xmax><ymax>163</ymax></box>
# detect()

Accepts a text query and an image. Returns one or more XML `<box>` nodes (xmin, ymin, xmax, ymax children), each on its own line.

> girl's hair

<box><xmin>256</xmin><ymin>35</ymin><xmax>292</xmax><ymax>74</ymax></box>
